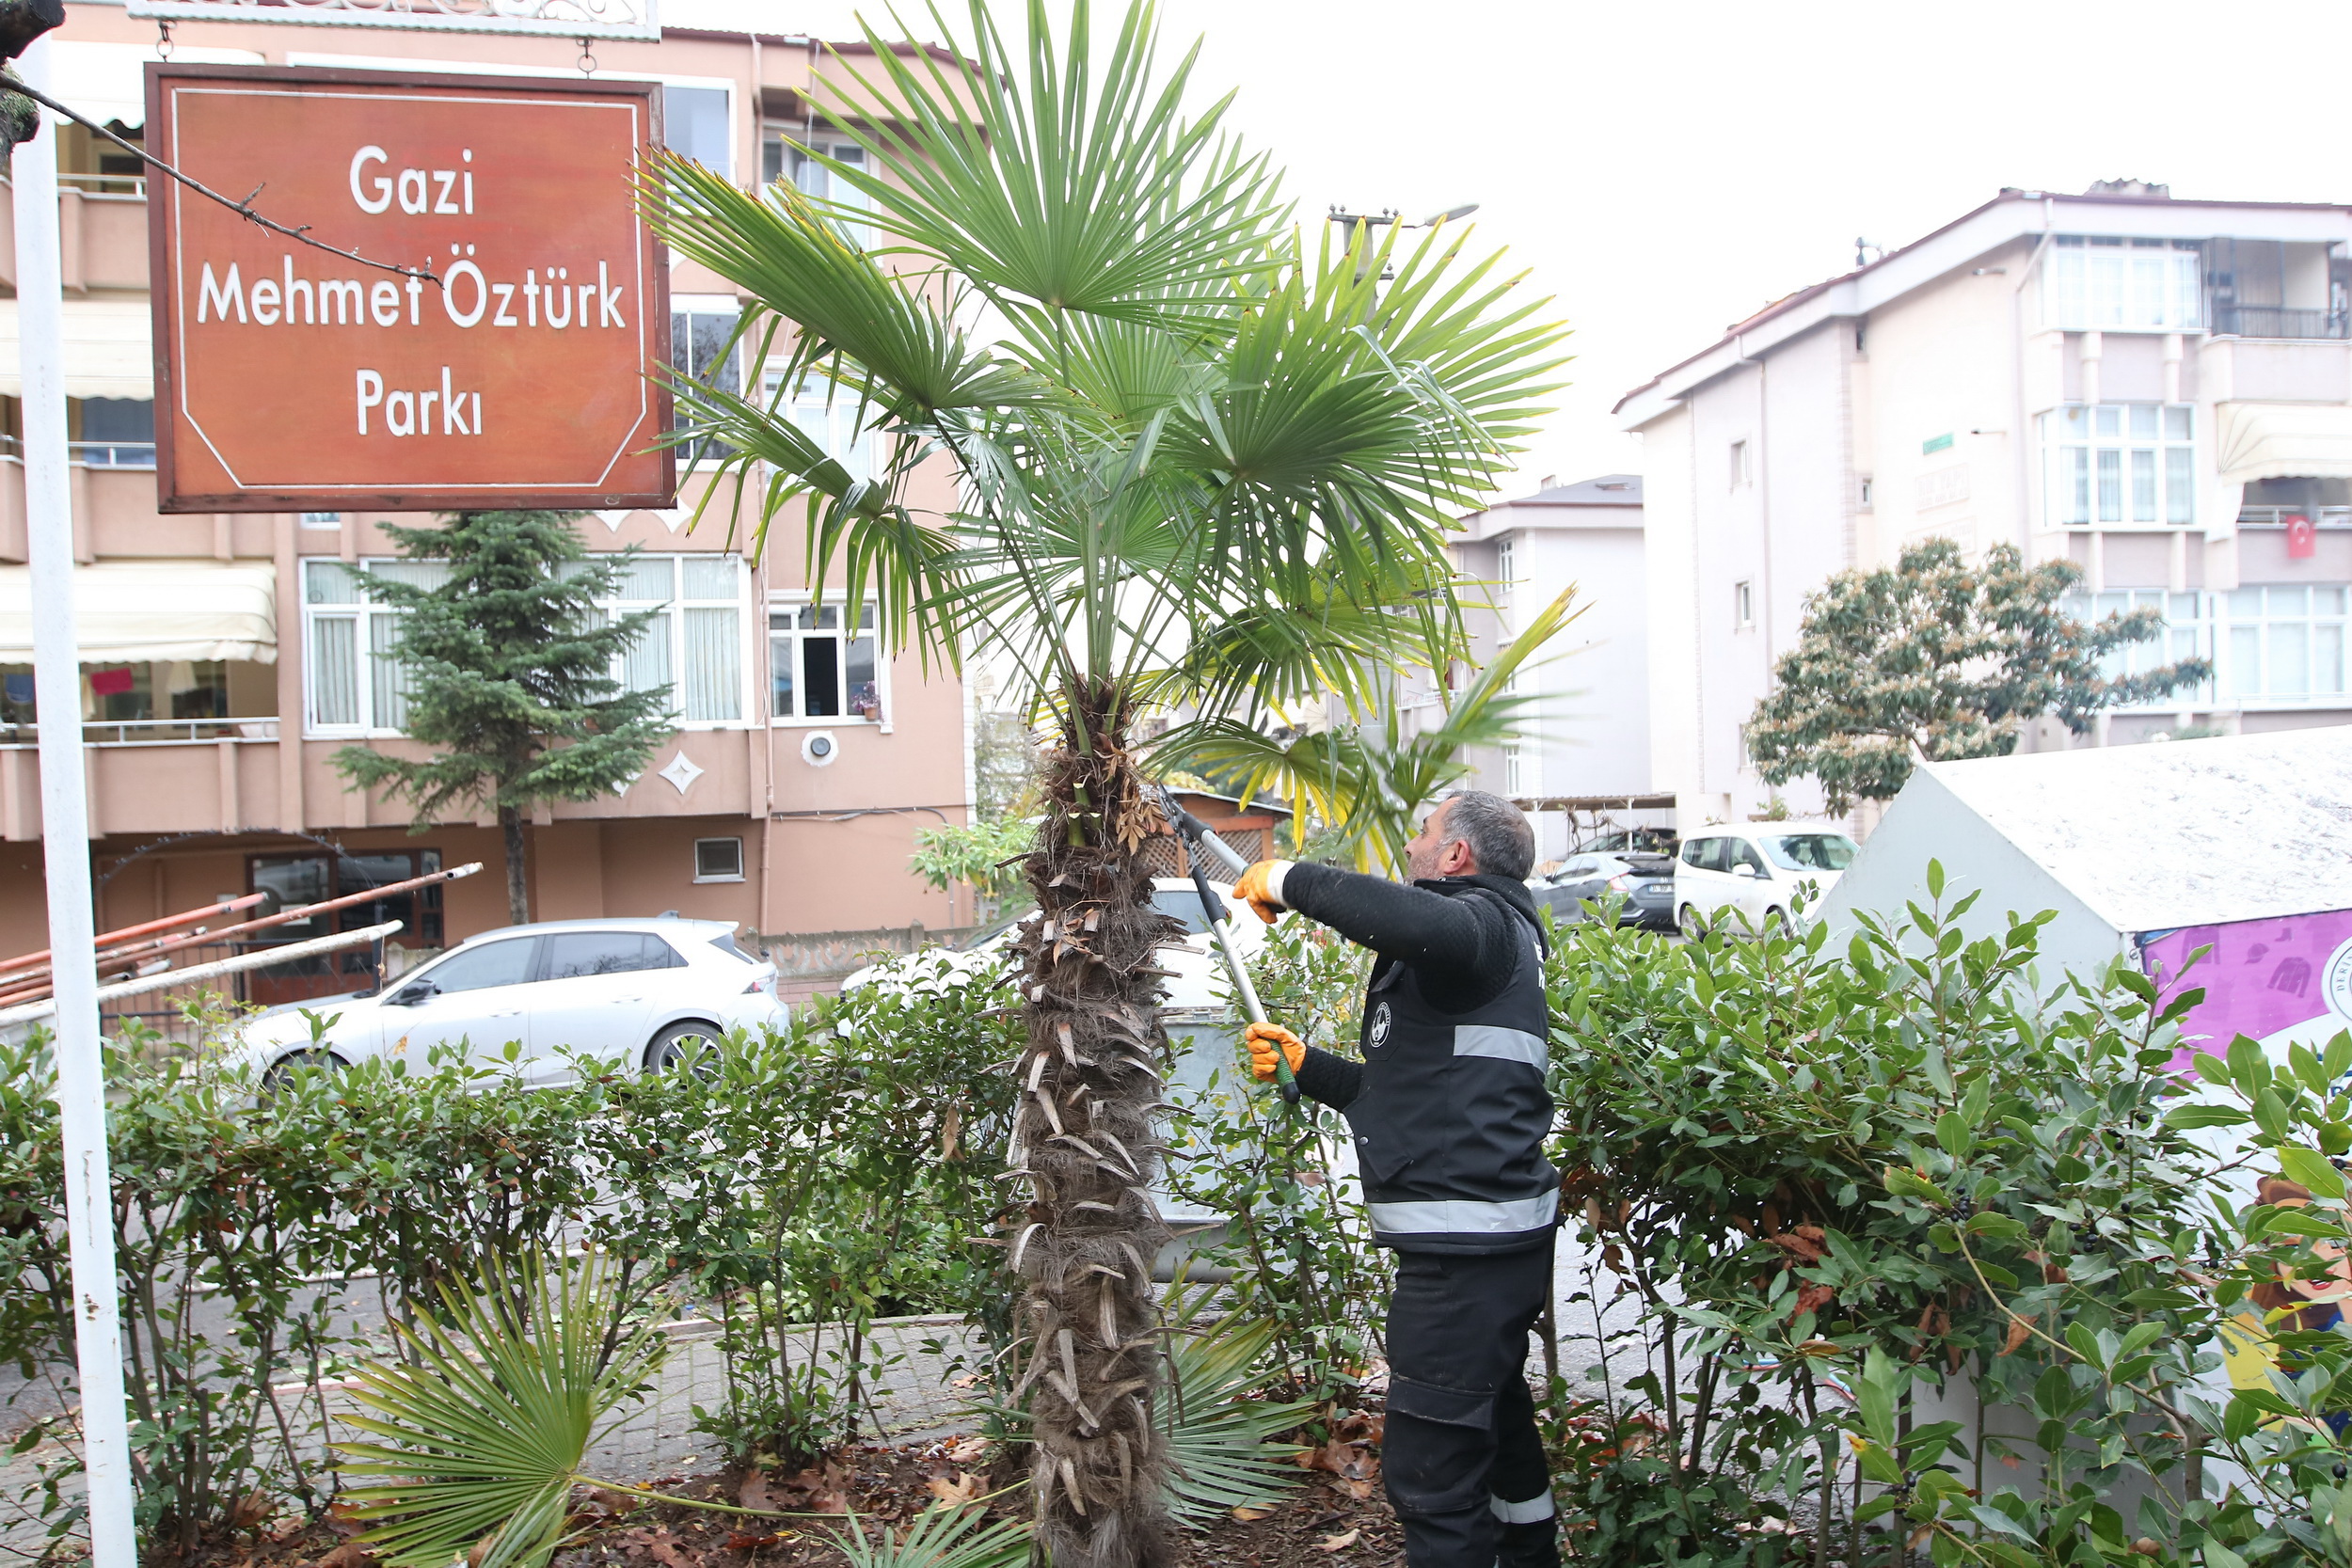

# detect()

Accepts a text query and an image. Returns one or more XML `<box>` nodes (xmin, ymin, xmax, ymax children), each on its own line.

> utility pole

<box><xmin>10</xmin><ymin>29</ymin><xmax>138</xmax><ymax>1568</ymax></box>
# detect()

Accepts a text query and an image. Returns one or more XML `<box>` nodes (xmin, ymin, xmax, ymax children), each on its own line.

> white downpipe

<box><xmin>11</xmin><ymin>38</ymin><xmax>138</xmax><ymax>1568</ymax></box>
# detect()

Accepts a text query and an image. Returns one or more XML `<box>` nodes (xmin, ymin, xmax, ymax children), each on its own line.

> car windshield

<box><xmin>1761</xmin><ymin>833</ymin><xmax>1857</xmax><ymax>871</ymax></box>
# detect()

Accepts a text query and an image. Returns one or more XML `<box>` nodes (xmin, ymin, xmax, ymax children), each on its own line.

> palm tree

<box><xmin>650</xmin><ymin>5</ymin><xmax>1565</xmax><ymax>1561</ymax></box>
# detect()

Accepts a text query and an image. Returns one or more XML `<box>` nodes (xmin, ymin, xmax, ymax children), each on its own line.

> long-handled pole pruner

<box><xmin>1157</xmin><ymin>787</ymin><xmax>1299</xmax><ymax>1108</ymax></box>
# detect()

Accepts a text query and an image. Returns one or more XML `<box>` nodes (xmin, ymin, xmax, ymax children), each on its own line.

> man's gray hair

<box><xmin>1438</xmin><ymin>790</ymin><xmax>1535</xmax><ymax>880</ymax></box>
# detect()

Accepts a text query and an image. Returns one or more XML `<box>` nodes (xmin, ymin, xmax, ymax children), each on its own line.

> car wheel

<box><xmin>1762</xmin><ymin>907</ymin><xmax>1789</xmax><ymax>937</ymax></box>
<box><xmin>644</xmin><ymin>1020</ymin><xmax>724</xmax><ymax>1075</ymax></box>
<box><xmin>1677</xmin><ymin>904</ymin><xmax>1708</xmax><ymax>941</ymax></box>
<box><xmin>261</xmin><ymin>1049</ymin><xmax>343</xmax><ymax>1092</ymax></box>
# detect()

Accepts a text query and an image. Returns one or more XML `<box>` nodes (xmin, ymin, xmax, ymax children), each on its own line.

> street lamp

<box><xmin>1325</xmin><ymin>202</ymin><xmax>1480</xmax><ymax>292</ymax></box>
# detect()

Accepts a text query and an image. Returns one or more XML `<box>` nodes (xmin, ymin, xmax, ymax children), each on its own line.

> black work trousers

<box><xmin>1382</xmin><ymin>1241</ymin><xmax>1559</xmax><ymax>1568</ymax></box>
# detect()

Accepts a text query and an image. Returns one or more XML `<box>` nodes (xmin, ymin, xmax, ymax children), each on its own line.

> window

<box><xmin>1760</xmin><ymin>832</ymin><xmax>1857</xmax><ymax>871</ymax></box>
<box><xmin>1680</xmin><ymin>837</ymin><xmax>1724</xmax><ymax>872</ymax></box>
<box><xmin>420</xmin><ymin>937</ymin><xmax>539</xmax><ymax>994</ymax></box>
<box><xmin>770</xmin><ymin>601</ymin><xmax>882</xmax><ymax>721</ymax></box>
<box><xmin>2061</xmin><ymin>589</ymin><xmax>2212</xmax><ymax>706</ymax></box>
<box><xmin>1729</xmin><ymin>439</ymin><xmax>1750</xmax><ymax>488</ymax></box>
<box><xmin>762</xmin><ymin>130</ymin><xmax>870</xmax><ymax>245</ymax></box>
<box><xmin>2045</xmin><ymin>237</ymin><xmax>2203</xmax><ymax>330</ymax></box>
<box><xmin>661</xmin><ymin>86</ymin><xmax>732</xmax><ymax>177</ymax></box>
<box><xmin>1502</xmin><ymin>741</ymin><xmax>1526</xmax><ymax>797</ymax></box>
<box><xmin>763</xmin><ymin>369</ymin><xmax>878</xmax><ymax>480</ymax></box>
<box><xmin>1725</xmin><ymin>838</ymin><xmax>1768</xmax><ymax>876</ymax></box>
<box><xmin>2042</xmin><ymin>403</ymin><xmax>2195</xmax><ymax>527</ymax></box>
<box><xmin>299</xmin><ymin>511</ymin><xmax>342</xmax><ymax>529</ymax></box>
<box><xmin>1734</xmin><ymin>580</ymin><xmax>1755</xmax><ymax>627</ymax></box>
<box><xmin>306</xmin><ymin>555</ymin><xmax>745</xmax><ymax>736</ymax></box>
<box><xmin>1858</xmin><ymin>476</ymin><xmax>1873</xmax><ymax>509</ymax></box>
<box><xmin>694</xmin><ymin>837</ymin><xmax>746</xmax><ymax>882</ymax></box>
<box><xmin>1495</xmin><ymin>535</ymin><xmax>1516</xmax><ymax>588</ymax></box>
<box><xmin>671</xmin><ymin>305</ymin><xmax>742</xmax><ymax>464</ymax></box>
<box><xmin>75</xmin><ymin>398</ymin><xmax>154</xmax><ymax>467</ymax></box>
<box><xmin>608</xmin><ymin>555</ymin><xmax>746</xmax><ymax>723</ymax></box>
<box><xmin>544</xmin><ymin>930</ymin><xmax>686</xmax><ymax>979</ymax></box>
<box><xmin>2220</xmin><ymin>585</ymin><xmax>2349</xmax><ymax>703</ymax></box>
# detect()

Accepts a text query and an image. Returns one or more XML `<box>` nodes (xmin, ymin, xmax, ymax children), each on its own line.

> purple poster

<box><xmin>2141</xmin><ymin>909</ymin><xmax>2352</xmax><ymax>1069</ymax></box>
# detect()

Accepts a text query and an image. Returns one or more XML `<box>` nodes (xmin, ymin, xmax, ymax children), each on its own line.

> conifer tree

<box><xmin>1747</xmin><ymin>537</ymin><xmax>2214</xmax><ymax>811</ymax></box>
<box><xmin>331</xmin><ymin>511</ymin><xmax>675</xmax><ymax>924</ymax></box>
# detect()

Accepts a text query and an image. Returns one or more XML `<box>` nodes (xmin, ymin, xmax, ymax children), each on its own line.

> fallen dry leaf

<box><xmin>1232</xmin><ymin>1506</ymin><xmax>1273</xmax><ymax>1521</ymax></box>
<box><xmin>1317</xmin><ymin>1528</ymin><xmax>1361</xmax><ymax>1552</ymax></box>
<box><xmin>644</xmin><ymin>1529</ymin><xmax>691</xmax><ymax>1568</ymax></box>
<box><xmin>320</xmin><ymin>1542</ymin><xmax>373</xmax><ymax>1568</ymax></box>
<box><xmin>739</xmin><ymin>1469</ymin><xmax>777</xmax><ymax>1512</ymax></box>
<box><xmin>229</xmin><ymin>1489</ymin><xmax>274</xmax><ymax>1529</ymax></box>
<box><xmin>943</xmin><ymin>1434</ymin><xmax>989</xmax><ymax>1464</ymax></box>
<box><xmin>1339</xmin><ymin>1479</ymin><xmax>1374</xmax><ymax>1502</ymax></box>
<box><xmin>926</xmin><ymin>1472</ymin><xmax>983</xmax><ymax>1508</ymax></box>
<box><xmin>724</xmin><ymin>1530</ymin><xmax>793</xmax><ymax>1551</ymax></box>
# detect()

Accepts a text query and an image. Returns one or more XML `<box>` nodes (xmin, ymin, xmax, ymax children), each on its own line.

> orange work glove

<box><xmin>1244</xmin><ymin>1022</ymin><xmax>1306</xmax><ymax>1084</ymax></box>
<box><xmin>1232</xmin><ymin>859</ymin><xmax>1288</xmax><ymax>924</ymax></box>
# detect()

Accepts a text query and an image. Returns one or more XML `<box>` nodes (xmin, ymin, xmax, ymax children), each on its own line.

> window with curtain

<box><xmin>2045</xmin><ymin>236</ymin><xmax>2204</xmax><ymax>330</ymax></box>
<box><xmin>2061</xmin><ymin>589</ymin><xmax>2211</xmax><ymax>706</ymax></box>
<box><xmin>2041</xmin><ymin>403</ymin><xmax>2195</xmax><ymax>527</ymax></box>
<box><xmin>2219</xmin><ymin>585</ymin><xmax>2349</xmax><ymax>704</ymax></box>
<box><xmin>763</xmin><ymin>369</ymin><xmax>879</xmax><ymax>480</ymax></box>
<box><xmin>303</xmin><ymin>554</ymin><xmax>746</xmax><ymax>736</ymax></box>
<box><xmin>670</xmin><ymin>307</ymin><xmax>742</xmax><ymax>464</ymax></box>
<box><xmin>760</xmin><ymin>130</ymin><xmax>870</xmax><ymax>246</ymax></box>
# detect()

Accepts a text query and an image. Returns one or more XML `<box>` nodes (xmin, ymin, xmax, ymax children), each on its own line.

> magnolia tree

<box><xmin>1747</xmin><ymin>537</ymin><xmax>2213</xmax><ymax>812</ymax></box>
<box><xmin>649</xmin><ymin>2</ymin><xmax>1565</xmax><ymax>1560</ymax></box>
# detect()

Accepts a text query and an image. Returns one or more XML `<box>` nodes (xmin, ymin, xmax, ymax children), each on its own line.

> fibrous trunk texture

<box><xmin>1004</xmin><ymin>682</ymin><xmax>1177</xmax><ymax>1568</ymax></box>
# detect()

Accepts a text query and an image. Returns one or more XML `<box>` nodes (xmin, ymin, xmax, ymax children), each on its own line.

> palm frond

<box><xmin>799</xmin><ymin>0</ymin><xmax>1287</xmax><ymax>329</ymax></box>
<box><xmin>829</xmin><ymin>1505</ymin><xmax>1033</xmax><ymax>1568</ymax></box>
<box><xmin>333</xmin><ymin>1252</ymin><xmax>666</xmax><ymax>1568</ymax></box>
<box><xmin>1161</xmin><ymin>1303</ymin><xmax>1316</xmax><ymax>1526</ymax></box>
<box><xmin>1157</xmin><ymin>590</ymin><xmax>1583</xmax><ymax>871</ymax></box>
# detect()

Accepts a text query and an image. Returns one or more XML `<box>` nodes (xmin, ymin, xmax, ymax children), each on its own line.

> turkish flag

<box><xmin>2287</xmin><ymin>514</ymin><xmax>2319</xmax><ymax>559</ymax></box>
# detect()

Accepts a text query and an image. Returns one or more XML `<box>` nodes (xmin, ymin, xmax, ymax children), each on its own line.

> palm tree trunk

<box><xmin>499</xmin><ymin>804</ymin><xmax>530</xmax><ymax>926</ymax></box>
<box><xmin>1007</xmin><ymin>679</ymin><xmax>1175</xmax><ymax>1568</ymax></box>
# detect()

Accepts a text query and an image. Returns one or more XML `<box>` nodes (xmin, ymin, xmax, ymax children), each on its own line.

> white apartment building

<box><xmin>1618</xmin><ymin>182</ymin><xmax>2352</xmax><ymax>829</ymax></box>
<box><xmin>1448</xmin><ymin>473</ymin><xmax>1658</xmax><ymax>860</ymax></box>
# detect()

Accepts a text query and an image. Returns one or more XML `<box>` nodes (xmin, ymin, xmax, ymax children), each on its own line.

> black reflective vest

<box><xmin>1342</xmin><ymin>888</ymin><xmax>1559</xmax><ymax>1255</ymax></box>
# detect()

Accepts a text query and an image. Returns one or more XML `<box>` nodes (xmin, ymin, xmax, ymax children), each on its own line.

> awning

<box><xmin>2216</xmin><ymin>401</ymin><xmax>2352</xmax><ymax>483</ymax></box>
<box><xmin>47</xmin><ymin>40</ymin><xmax>264</xmax><ymax>131</ymax></box>
<box><xmin>0</xmin><ymin>299</ymin><xmax>153</xmax><ymax>400</ymax></box>
<box><xmin>0</xmin><ymin>562</ymin><xmax>277</xmax><ymax>663</ymax></box>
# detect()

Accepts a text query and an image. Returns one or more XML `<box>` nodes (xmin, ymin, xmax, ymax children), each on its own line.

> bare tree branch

<box><xmin>4</xmin><ymin>73</ymin><xmax>438</xmax><ymax>283</ymax></box>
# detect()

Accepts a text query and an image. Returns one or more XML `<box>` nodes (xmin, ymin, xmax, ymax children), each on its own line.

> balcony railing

<box><xmin>56</xmin><ymin>171</ymin><xmax>146</xmax><ymax>198</ymax></box>
<box><xmin>0</xmin><ymin>719</ymin><xmax>279</xmax><ymax>747</ymax></box>
<box><xmin>72</xmin><ymin>441</ymin><xmax>156</xmax><ymax>468</ymax></box>
<box><xmin>2239</xmin><ymin>505</ymin><xmax>2352</xmax><ymax>529</ymax></box>
<box><xmin>2211</xmin><ymin>304</ymin><xmax>2351</xmax><ymax>340</ymax></box>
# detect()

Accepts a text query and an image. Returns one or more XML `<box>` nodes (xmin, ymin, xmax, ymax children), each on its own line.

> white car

<box><xmin>840</xmin><ymin>879</ymin><xmax>1264</xmax><ymax>1006</ymax></box>
<box><xmin>1674</xmin><ymin>823</ymin><xmax>1858</xmax><ymax>937</ymax></box>
<box><xmin>232</xmin><ymin>915</ymin><xmax>788</xmax><ymax>1084</ymax></box>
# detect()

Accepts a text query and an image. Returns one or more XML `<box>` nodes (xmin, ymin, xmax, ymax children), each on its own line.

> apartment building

<box><xmin>1447</xmin><ymin>473</ymin><xmax>1661</xmax><ymax>859</ymax></box>
<box><xmin>1618</xmin><ymin>182</ymin><xmax>2352</xmax><ymax>828</ymax></box>
<box><xmin>0</xmin><ymin>5</ymin><xmax>977</xmax><ymax>989</ymax></box>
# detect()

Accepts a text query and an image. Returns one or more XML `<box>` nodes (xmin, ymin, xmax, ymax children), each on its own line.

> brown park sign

<box><xmin>145</xmin><ymin>65</ymin><xmax>675</xmax><ymax>514</ymax></box>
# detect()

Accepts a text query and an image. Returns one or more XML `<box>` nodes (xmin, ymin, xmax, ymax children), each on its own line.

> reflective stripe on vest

<box><xmin>1490</xmin><ymin>1490</ymin><xmax>1556</xmax><ymax>1524</ymax></box>
<box><xmin>1367</xmin><ymin>1187</ymin><xmax>1559</xmax><ymax>1237</ymax></box>
<box><xmin>1453</xmin><ymin>1023</ymin><xmax>1548</xmax><ymax>1071</ymax></box>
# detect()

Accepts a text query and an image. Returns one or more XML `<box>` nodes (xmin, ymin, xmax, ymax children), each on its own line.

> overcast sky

<box><xmin>673</xmin><ymin>0</ymin><xmax>2352</xmax><ymax>499</ymax></box>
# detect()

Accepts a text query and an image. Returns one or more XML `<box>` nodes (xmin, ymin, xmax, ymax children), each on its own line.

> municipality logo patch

<box><xmin>1369</xmin><ymin>1001</ymin><xmax>1392</xmax><ymax>1049</ymax></box>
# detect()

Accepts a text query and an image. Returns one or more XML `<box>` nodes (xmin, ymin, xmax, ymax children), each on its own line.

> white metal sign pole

<box><xmin>10</xmin><ymin>37</ymin><xmax>139</xmax><ymax>1568</ymax></box>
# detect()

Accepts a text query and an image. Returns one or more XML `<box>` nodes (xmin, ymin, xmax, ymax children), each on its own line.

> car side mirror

<box><xmin>1734</xmin><ymin>863</ymin><xmax>1761</xmax><ymax>879</ymax></box>
<box><xmin>390</xmin><ymin>980</ymin><xmax>437</xmax><ymax>1006</ymax></box>
<box><xmin>1565</xmin><ymin>860</ymin><xmax>1599</xmax><ymax>876</ymax></box>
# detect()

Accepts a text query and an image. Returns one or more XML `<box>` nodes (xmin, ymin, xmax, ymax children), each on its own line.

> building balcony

<box><xmin>2211</xmin><ymin>304</ymin><xmax>2351</xmax><ymax>341</ymax></box>
<box><xmin>0</xmin><ymin>721</ymin><xmax>282</xmax><ymax>840</ymax></box>
<box><xmin>0</xmin><ymin>176</ymin><xmax>151</xmax><ymax>294</ymax></box>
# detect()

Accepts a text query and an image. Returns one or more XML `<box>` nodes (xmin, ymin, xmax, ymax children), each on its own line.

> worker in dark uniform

<box><xmin>1231</xmin><ymin>791</ymin><xmax>1559</xmax><ymax>1568</ymax></box>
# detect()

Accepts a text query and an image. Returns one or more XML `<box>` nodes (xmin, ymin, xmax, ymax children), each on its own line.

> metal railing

<box><xmin>71</xmin><ymin>440</ymin><xmax>155</xmax><ymax>468</ymax></box>
<box><xmin>2238</xmin><ymin>505</ymin><xmax>2352</xmax><ymax>529</ymax></box>
<box><xmin>56</xmin><ymin>171</ymin><xmax>146</xmax><ymax>198</ymax></box>
<box><xmin>0</xmin><ymin>719</ymin><xmax>280</xmax><ymax>747</ymax></box>
<box><xmin>2211</xmin><ymin>304</ymin><xmax>2352</xmax><ymax>340</ymax></box>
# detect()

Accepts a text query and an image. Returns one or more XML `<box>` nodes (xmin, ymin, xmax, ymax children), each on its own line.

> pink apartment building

<box><xmin>0</xmin><ymin>8</ymin><xmax>980</xmax><ymax>994</ymax></box>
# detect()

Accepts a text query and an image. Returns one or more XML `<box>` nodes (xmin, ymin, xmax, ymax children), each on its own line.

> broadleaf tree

<box><xmin>1746</xmin><ymin>536</ymin><xmax>2214</xmax><ymax>812</ymax></box>
<box><xmin>645</xmin><ymin>3</ymin><xmax>1567</xmax><ymax>1561</ymax></box>
<box><xmin>330</xmin><ymin>511</ymin><xmax>678</xmax><ymax>925</ymax></box>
